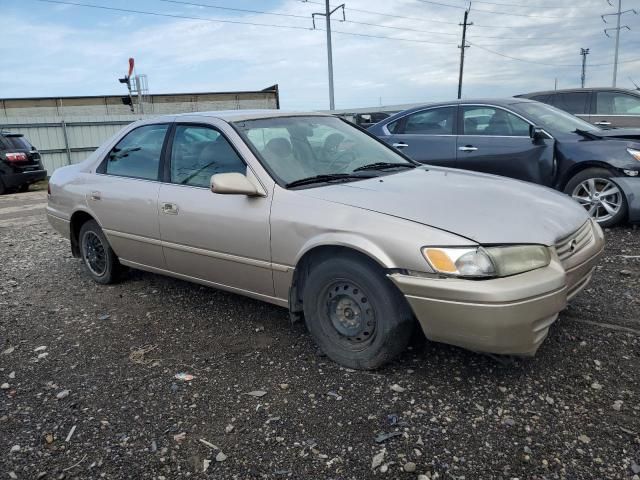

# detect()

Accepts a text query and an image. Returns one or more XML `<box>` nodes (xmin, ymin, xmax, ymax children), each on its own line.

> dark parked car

<box><xmin>368</xmin><ymin>98</ymin><xmax>640</xmax><ymax>227</ymax></box>
<box><xmin>516</xmin><ymin>88</ymin><xmax>640</xmax><ymax>129</ymax></box>
<box><xmin>0</xmin><ymin>131</ymin><xmax>47</xmax><ymax>194</ymax></box>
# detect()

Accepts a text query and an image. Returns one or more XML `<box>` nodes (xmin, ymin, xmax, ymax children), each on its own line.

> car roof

<box><xmin>380</xmin><ymin>98</ymin><xmax>538</xmax><ymax>118</ymax></box>
<box><xmin>516</xmin><ymin>87</ymin><xmax>640</xmax><ymax>97</ymax></box>
<box><xmin>156</xmin><ymin>109</ymin><xmax>332</xmax><ymax>123</ymax></box>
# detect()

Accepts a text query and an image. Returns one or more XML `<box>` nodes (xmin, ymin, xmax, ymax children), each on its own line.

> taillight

<box><xmin>5</xmin><ymin>152</ymin><xmax>28</xmax><ymax>162</ymax></box>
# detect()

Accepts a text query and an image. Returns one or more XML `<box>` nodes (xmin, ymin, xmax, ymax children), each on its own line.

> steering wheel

<box><xmin>325</xmin><ymin>150</ymin><xmax>357</xmax><ymax>172</ymax></box>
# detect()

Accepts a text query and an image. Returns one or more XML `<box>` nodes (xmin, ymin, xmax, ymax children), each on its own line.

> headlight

<box><xmin>627</xmin><ymin>147</ymin><xmax>640</xmax><ymax>162</ymax></box>
<box><xmin>422</xmin><ymin>245</ymin><xmax>551</xmax><ymax>278</ymax></box>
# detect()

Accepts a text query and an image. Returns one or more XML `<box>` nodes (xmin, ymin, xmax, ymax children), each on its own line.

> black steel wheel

<box><xmin>303</xmin><ymin>255</ymin><xmax>414</xmax><ymax>370</ymax></box>
<box><xmin>79</xmin><ymin>219</ymin><xmax>121</xmax><ymax>284</ymax></box>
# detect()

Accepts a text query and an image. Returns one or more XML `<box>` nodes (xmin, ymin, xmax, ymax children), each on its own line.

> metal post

<box><xmin>325</xmin><ymin>0</ymin><xmax>335</xmax><ymax>110</ymax></box>
<box><xmin>60</xmin><ymin>120</ymin><xmax>72</xmax><ymax>165</ymax></box>
<box><xmin>603</xmin><ymin>0</ymin><xmax>636</xmax><ymax>88</ymax></box>
<box><xmin>580</xmin><ymin>48</ymin><xmax>590</xmax><ymax>88</ymax></box>
<box><xmin>311</xmin><ymin>2</ymin><xmax>344</xmax><ymax>110</ymax></box>
<box><xmin>613</xmin><ymin>0</ymin><xmax>621</xmax><ymax>87</ymax></box>
<box><xmin>457</xmin><ymin>9</ymin><xmax>472</xmax><ymax>100</ymax></box>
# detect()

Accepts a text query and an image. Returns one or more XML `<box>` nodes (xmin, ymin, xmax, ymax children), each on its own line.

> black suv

<box><xmin>0</xmin><ymin>131</ymin><xmax>47</xmax><ymax>194</ymax></box>
<box><xmin>516</xmin><ymin>88</ymin><xmax>640</xmax><ymax>129</ymax></box>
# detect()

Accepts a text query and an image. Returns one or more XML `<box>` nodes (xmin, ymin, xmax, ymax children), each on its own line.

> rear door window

<box><xmin>549</xmin><ymin>92</ymin><xmax>589</xmax><ymax>114</ymax></box>
<box><xmin>395</xmin><ymin>107</ymin><xmax>456</xmax><ymax>135</ymax></box>
<box><xmin>104</xmin><ymin>124</ymin><xmax>169</xmax><ymax>180</ymax></box>
<box><xmin>596</xmin><ymin>91</ymin><xmax>640</xmax><ymax>114</ymax></box>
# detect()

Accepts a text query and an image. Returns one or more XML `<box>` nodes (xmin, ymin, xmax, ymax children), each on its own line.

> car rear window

<box><xmin>2</xmin><ymin>135</ymin><xmax>32</xmax><ymax>150</ymax></box>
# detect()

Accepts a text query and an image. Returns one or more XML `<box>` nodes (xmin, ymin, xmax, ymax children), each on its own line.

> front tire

<box><xmin>18</xmin><ymin>184</ymin><xmax>29</xmax><ymax>193</ymax></box>
<box><xmin>302</xmin><ymin>256</ymin><xmax>414</xmax><ymax>370</ymax></box>
<box><xmin>564</xmin><ymin>168</ymin><xmax>627</xmax><ymax>227</ymax></box>
<box><xmin>79</xmin><ymin>220</ymin><xmax>121</xmax><ymax>284</ymax></box>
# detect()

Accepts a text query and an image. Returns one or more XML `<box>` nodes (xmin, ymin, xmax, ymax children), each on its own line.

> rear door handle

<box><xmin>594</xmin><ymin>121</ymin><xmax>611</xmax><ymax>126</ymax></box>
<box><xmin>392</xmin><ymin>142</ymin><xmax>409</xmax><ymax>149</ymax></box>
<box><xmin>161</xmin><ymin>202</ymin><xmax>179</xmax><ymax>215</ymax></box>
<box><xmin>458</xmin><ymin>146</ymin><xmax>478</xmax><ymax>152</ymax></box>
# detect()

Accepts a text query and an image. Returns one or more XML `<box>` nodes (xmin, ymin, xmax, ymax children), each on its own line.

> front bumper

<box><xmin>390</xmin><ymin>221</ymin><xmax>605</xmax><ymax>356</ymax></box>
<box><xmin>2</xmin><ymin>170</ymin><xmax>47</xmax><ymax>188</ymax></box>
<box><xmin>613</xmin><ymin>176</ymin><xmax>640</xmax><ymax>224</ymax></box>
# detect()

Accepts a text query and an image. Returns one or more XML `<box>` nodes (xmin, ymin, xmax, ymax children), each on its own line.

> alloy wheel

<box><xmin>571</xmin><ymin>178</ymin><xmax>622</xmax><ymax>223</ymax></box>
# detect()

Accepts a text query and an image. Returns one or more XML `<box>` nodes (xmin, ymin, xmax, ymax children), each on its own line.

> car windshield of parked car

<box><xmin>234</xmin><ymin>116</ymin><xmax>413</xmax><ymax>186</ymax></box>
<box><xmin>513</xmin><ymin>102</ymin><xmax>600</xmax><ymax>135</ymax></box>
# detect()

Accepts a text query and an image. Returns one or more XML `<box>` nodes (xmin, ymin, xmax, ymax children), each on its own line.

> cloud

<box><xmin>0</xmin><ymin>0</ymin><xmax>638</xmax><ymax>109</ymax></box>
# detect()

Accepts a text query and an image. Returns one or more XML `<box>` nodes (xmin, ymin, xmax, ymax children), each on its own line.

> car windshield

<box><xmin>512</xmin><ymin>102</ymin><xmax>600</xmax><ymax>135</ymax></box>
<box><xmin>234</xmin><ymin>116</ymin><xmax>413</xmax><ymax>186</ymax></box>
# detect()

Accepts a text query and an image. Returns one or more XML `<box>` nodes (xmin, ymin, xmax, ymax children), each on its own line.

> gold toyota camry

<box><xmin>47</xmin><ymin>110</ymin><xmax>604</xmax><ymax>369</ymax></box>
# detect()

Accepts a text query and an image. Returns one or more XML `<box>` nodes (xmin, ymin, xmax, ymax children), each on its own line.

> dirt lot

<box><xmin>1</xmin><ymin>190</ymin><xmax>639</xmax><ymax>480</ymax></box>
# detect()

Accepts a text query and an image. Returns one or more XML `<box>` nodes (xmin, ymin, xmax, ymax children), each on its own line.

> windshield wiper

<box><xmin>352</xmin><ymin>162</ymin><xmax>417</xmax><ymax>172</ymax></box>
<box><xmin>574</xmin><ymin>129</ymin><xmax>602</xmax><ymax>140</ymax></box>
<box><xmin>285</xmin><ymin>173</ymin><xmax>372</xmax><ymax>188</ymax></box>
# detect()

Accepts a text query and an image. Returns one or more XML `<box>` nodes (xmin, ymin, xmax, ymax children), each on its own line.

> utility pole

<box><xmin>311</xmin><ymin>1</ymin><xmax>345</xmax><ymax>110</ymax></box>
<box><xmin>457</xmin><ymin>7</ymin><xmax>472</xmax><ymax>99</ymax></box>
<box><xmin>602</xmin><ymin>0</ymin><xmax>637</xmax><ymax>87</ymax></box>
<box><xmin>580</xmin><ymin>48</ymin><xmax>590</xmax><ymax>88</ymax></box>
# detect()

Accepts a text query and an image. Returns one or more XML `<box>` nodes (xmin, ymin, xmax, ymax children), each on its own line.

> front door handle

<box><xmin>161</xmin><ymin>202</ymin><xmax>179</xmax><ymax>215</ymax></box>
<box><xmin>458</xmin><ymin>146</ymin><xmax>478</xmax><ymax>152</ymax></box>
<box><xmin>392</xmin><ymin>142</ymin><xmax>409</xmax><ymax>149</ymax></box>
<box><xmin>594</xmin><ymin>121</ymin><xmax>611</xmax><ymax>126</ymax></box>
<box><xmin>89</xmin><ymin>191</ymin><xmax>101</xmax><ymax>201</ymax></box>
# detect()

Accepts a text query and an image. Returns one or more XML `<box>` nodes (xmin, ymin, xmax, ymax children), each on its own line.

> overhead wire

<box><xmin>468</xmin><ymin>41</ymin><xmax>640</xmax><ymax>67</ymax></box>
<box><xmin>155</xmin><ymin>0</ymin><xmax>460</xmax><ymax>36</ymax></box>
<box><xmin>28</xmin><ymin>0</ymin><xmax>459</xmax><ymax>45</ymax></box>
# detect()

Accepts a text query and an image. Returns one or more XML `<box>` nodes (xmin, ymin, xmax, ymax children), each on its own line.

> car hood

<box><xmin>299</xmin><ymin>167</ymin><xmax>588</xmax><ymax>246</ymax></box>
<box><xmin>596</xmin><ymin>128</ymin><xmax>640</xmax><ymax>140</ymax></box>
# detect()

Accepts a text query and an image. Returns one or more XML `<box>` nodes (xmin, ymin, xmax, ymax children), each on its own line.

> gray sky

<box><xmin>0</xmin><ymin>0</ymin><xmax>639</xmax><ymax>109</ymax></box>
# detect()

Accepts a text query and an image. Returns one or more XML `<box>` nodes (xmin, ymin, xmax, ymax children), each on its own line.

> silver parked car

<box><xmin>47</xmin><ymin>110</ymin><xmax>604</xmax><ymax>369</ymax></box>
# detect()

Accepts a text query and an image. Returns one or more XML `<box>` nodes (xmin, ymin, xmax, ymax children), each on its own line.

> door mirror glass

<box><xmin>210</xmin><ymin>172</ymin><xmax>262</xmax><ymax>196</ymax></box>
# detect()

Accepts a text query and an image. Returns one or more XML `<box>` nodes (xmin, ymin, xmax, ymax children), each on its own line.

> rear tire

<box><xmin>564</xmin><ymin>168</ymin><xmax>627</xmax><ymax>228</ymax></box>
<box><xmin>78</xmin><ymin>219</ymin><xmax>121</xmax><ymax>284</ymax></box>
<box><xmin>302</xmin><ymin>256</ymin><xmax>414</xmax><ymax>370</ymax></box>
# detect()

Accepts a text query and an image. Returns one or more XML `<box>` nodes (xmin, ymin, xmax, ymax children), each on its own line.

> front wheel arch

<box><xmin>556</xmin><ymin>161</ymin><xmax>619</xmax><ymax>191</ymax></box>
<box><xmin>289</xmin><ymin>245</ymin><xmax>393</xmax><ymax>317</ymax></box>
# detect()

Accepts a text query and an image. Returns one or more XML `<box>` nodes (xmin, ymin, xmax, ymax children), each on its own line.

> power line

<box><xmin>155</xmin><ymin>0</ymin><xmax>460</xmax><ymax>36</ymax></box>
<box><xmin>413</xmin><ymin>0</ymin><xmax>596</xmax><ymax>19</ymax></box>
<box><xmin>27</xmin><ymin>0</ymin><xmax>459</xmax><ymax>45</ymax></box>
<box><xmin>445</xmin><ymin>0</ymin><xmax>590</xmax><ymax>9</ymax></box>
<box><xmin>301</xmin><ymin>0</ymin><xmax>602</xmax><ymax>31</ymax></box>
<box><xmin>468</xmin><ymin>41</ymin><xmax>640</xmax><ymax>67</ymax></box>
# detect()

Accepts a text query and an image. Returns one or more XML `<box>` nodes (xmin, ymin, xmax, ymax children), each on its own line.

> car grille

<box><xmin>555</xmin><ymin>221</ymin><xmax>594</xmax><ymax>263</ymax></box>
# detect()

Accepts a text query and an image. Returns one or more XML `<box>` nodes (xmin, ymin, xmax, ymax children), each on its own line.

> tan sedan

<box><xmin>47</xmin><ymin>111</ymin><xmax>604</xmax><ymax>369</ymax></box>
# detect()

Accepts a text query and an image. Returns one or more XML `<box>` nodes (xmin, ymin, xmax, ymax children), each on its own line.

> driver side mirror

<box><xmin>530</xmin><ymin>125</ymin><xmax>547</xmax><ymax>141</ymax></box>
<box><xmin>210</xmin><ymin>173</ymin><xmax>264</xmax><ymax>197</ymax></box>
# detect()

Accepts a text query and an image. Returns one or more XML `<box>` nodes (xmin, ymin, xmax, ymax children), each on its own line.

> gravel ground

<box><xmin>1</xmin><ymin>191</ymin><xmax>639</xmax><ymax>480</ymax></box>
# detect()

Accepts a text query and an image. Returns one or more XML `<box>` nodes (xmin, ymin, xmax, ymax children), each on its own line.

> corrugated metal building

<box><xmin>0</xmin><ymin>86</ymin><xmax>280</xmax><ymax>173</ymax></box>
<box><xmin>0</xmin><ymin>86</ymin><xmax>279</xmax><ymax>118</ymax></box>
